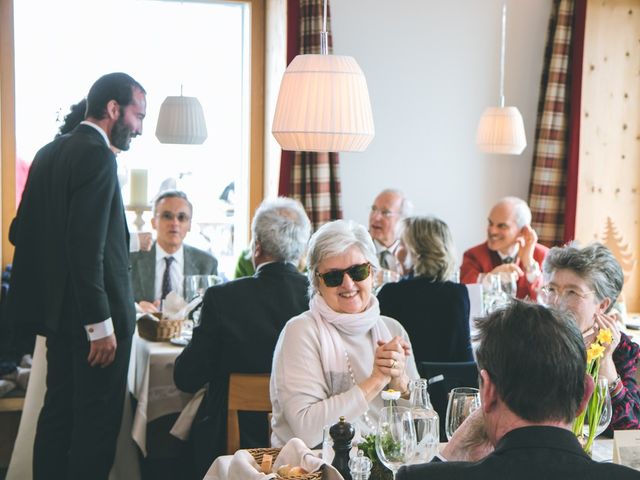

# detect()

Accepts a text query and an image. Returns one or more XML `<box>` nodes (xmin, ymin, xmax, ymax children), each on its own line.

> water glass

<box><xmin>184</xmin><ymin>274</ymin><xmax>221</xmax><ymax>301</ymax></box>
<box><xmin>445</xmin><ymin>387</ymin><xmax>481</xmax><ymax>440</ymax></box>
<box><xmin>375</xmin><ymin>406</ymin><xmax>416</xmax><ymax>479</ymax></box>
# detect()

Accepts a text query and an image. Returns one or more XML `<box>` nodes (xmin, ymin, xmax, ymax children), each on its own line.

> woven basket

<box><xmin>247</xmin><ymin>448</ymin><xmax>324</xmax><ymax>480</ymax></box>
<box><xmin>137</xmin><ymin>312</ymin><xmax>183</xmax><ymax>342</ymax></box>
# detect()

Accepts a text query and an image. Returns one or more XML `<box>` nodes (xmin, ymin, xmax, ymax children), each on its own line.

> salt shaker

<box><xmin>330</xmin><ymin>416</ymin><xmax>355</xmax><ymax>480</ymax></box>
<box><xmin>349</xmin><ymin>450</ymin><xmax>372</xmax><ymax>480</ymax></box>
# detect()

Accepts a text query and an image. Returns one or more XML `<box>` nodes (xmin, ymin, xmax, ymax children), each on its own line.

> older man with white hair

<box><xmin>368</xmin><ymin>189</ymin><xmax>412</xmax><ymax>276</ymax></box>
<box><xmin>460</xmin><ymin>196</ymin><xmax>548</xmax><ymax>300</ymax></box>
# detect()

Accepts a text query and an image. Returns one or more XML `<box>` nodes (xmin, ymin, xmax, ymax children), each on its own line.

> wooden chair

<box><xmin>226</xmin><ymin>373</ymin><xmax>272</xmax><ymax>454</ymax></box>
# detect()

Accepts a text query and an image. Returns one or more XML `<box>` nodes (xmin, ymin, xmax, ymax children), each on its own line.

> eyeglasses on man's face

<box><xmin>540</xmin><ymin>285</ymin><xmax>595</xmax><ymax>305</ymax></box>
<box><xmin>157</xmin><ymin>211</ymin><xmax>191</xmax><ymax>223</ymax></box>
<box><xmin>316</xmin><ymin>263</ymin><xmax>372</xmax><ymax>288</ymax></box>
<box><xmin>370</xmin><ymin>205</ymin><xmax>400</xmax><ymax>219</ymax></box>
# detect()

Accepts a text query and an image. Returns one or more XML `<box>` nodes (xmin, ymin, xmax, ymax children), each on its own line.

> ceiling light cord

<box><xmin>499</xmin><ymin>2</ymin><xmax>506</xmax><ymax>108</ymax></box>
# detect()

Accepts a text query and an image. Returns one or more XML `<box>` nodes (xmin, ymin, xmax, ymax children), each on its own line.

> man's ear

<box><xmin>577</xmin><ymin>374</ymin><xmax>595</xmax><ymax>416</ymax></box>
<box><xmin>106</xmin><ymin>99</ymin><xmax>120</xmax><ymax>120</ymax></box>
<box><xmin>597</xmin><ymin>297</ymin><xmax>612</xmax><ymax>314</ymax></box>
<box><xmin>479</xmin><ymin>369</ymin><xmax>498</xmax><ymax>414</ymax></box>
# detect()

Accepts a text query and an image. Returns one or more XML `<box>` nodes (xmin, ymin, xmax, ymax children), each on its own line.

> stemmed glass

<box><xmin>375</xmin><ymin>406</ymin><xmax>416</xmax><ymax>479</ymax></box>
<box><xmin>184</xmin><ymin>275</ymin><xmax>221</xmax><ymax>325</ymax></box>
<box><xmin>445</xmin><ymin>387</ymin><xmax>481</xmax><ymax>440</ymax></box>
<box><xmin>583</xmin><ymin>377</ymin><xmax>612</xmax><ymax>438</ymax></box>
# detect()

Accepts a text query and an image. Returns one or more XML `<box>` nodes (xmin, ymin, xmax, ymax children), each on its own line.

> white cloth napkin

<box><xmin>204</xmin><ymin>437</ymin><xmax>344</xmax><ymax>480</ymax></box>
<box><xmin>169</xmin><ymin>387</ymin><xmax>206</xmax><ymax>440</ymax></box>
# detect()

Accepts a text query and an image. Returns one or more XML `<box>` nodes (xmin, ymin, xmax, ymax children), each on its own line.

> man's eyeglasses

<box><xmin>370</xmin><ymin>206</ymin><xmax>400</xmax><ymax>219</ymax></box>
<box><xmin>157</xmin><ymin>211</ymin><xmax>191</xmax><ymax>223</ymax></box>
<box><xmin>316</xmin><ymin>263</ymin><xmax>372</xmax><ymax>287</ymax></box>
<box><xmin>540</xmin><ymin>285</ymin><xmax>595</xmax><ymax>305</ymax></box>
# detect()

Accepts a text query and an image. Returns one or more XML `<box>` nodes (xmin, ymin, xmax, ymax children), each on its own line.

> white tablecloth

<box><xmin>127</xmin><ymin>332</ymin><xmax>192</xmax><ymax>456</ymax></box>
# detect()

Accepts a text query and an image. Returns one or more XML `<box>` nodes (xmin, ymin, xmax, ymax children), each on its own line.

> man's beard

<box><xmin>111</xmin><ymin>111</ymin><xmax>132</xmax><ymax>151</ymax></box>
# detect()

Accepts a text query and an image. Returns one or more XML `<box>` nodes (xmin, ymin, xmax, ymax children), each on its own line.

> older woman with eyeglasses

<box><xmin>270</xmin><ymin>220</ymin><xmax>419</xmax><ymax>448</ymax></box>
<box><xmin>541</xmin><ymin>242</ymin><xmax>640</xmax><ymax>431</ymax></box>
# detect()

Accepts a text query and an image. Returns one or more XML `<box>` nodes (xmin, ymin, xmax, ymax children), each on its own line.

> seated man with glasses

<box><xmin>540</xmin><ymin>242</ymin><xmax>640</xmax><ymax>432</ymax></box>
<box><xmin>368</xmin><ymin>189</ymin><xmax>412</xmax><ymax>285</ymax></box>
<box><xmin>130</xmin><ymin>190</ymin><xmax>217</xmax><ymax>312</ymax></box>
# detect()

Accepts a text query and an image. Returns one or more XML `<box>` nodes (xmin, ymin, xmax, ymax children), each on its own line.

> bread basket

<box><xmin>247</xmin><ymin>448</ymin><xmax>324</xmax><ymax>480</ymax></box>
<box><xmin>137</xmin><ymin>312</ymin><xmax>182</xmax><ymax>342</ymax></box>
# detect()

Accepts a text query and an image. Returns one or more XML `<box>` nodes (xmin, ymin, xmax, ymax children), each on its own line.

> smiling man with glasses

<box><xmin>130</xmin><ymin>190</ymin><xmax>217</xmax><ymax>312</ymax></box>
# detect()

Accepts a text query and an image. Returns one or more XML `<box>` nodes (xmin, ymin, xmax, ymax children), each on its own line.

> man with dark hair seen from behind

<box><xmin>7</xmin><ymin>73</ymin><xmax>146</xmax><ymax>479</ymax></box>
<box><xmin>398</xmin><ymin>301</ymin><xmax>639</xmax><ymax>480</ymax></box>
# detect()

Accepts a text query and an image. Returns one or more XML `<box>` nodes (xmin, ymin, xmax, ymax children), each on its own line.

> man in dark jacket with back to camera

<box><xmin>174</xmin><ymin>197</ymin><xmax>311</xmax><ymax>478</ymax></box>
<box><xmin>398</xmin><ymin>301</ymin><xmax>640</xmax><ymax>480</ymax></box>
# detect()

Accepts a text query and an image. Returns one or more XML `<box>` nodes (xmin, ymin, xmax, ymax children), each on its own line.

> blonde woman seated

<box><xmin>377</xmin><ymin>216</ymin><xmax>472</xmax><ymax>362</ymax></box>
<box><xmin>270</xmin><ymin>220</ymin><xmax>419</xmax><ymax>448</ymax></box>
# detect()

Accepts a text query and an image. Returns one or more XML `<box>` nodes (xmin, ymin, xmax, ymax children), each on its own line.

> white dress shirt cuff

<box><xmin>129</xmin><ymin>233</ymin><xmax>140</xmax><ymax>253</ymax></box>
<box><xmin>84</xmin><ymin>318</ymin><xmax>114</xmax><ymax>341</ymax></box>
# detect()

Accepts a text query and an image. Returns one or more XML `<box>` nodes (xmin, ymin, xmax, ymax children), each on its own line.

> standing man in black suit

<box><xmin>174</xmin><ymin>197</ymin><xmax>311</xmax><ymax>477</ymax></box>
<box><xmin>398</xmin><ymin>301</ymin><xmax>638</xmax><ymax>480</ymax></box>
<box><xmin>7</xmin><ymin>72</ymin><xmax>146</xmax><ymax>480</ymax></box>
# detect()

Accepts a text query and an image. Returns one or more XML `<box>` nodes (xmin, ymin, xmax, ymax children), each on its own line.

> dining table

<box><xmin>6</xmin><ymin>331</ymin><xmax>193</xmax><ymax>480</ymax></box>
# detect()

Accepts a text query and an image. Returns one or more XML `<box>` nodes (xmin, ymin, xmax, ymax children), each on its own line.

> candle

<box><xmin>129</xmin><ymin>169</ymin><xmax>148</xmax><ymax>207</ymax></box>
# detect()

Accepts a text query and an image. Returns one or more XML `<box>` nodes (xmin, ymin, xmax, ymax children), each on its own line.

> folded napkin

<box><xmin>205</xmin><ymin>437</ymin><xmax>344</xmax><ymax>480</ymax></box>
<box><xmin>169</xmin><ymin>387</ymin><xmax>206</xmax><ymax>440</ymax></box>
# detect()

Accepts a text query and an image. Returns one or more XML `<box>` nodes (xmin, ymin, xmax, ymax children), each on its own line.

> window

<box><xmin>11</xmin><ymin>0</ymin><xmax>265</xmax><ymax>278</ymax></box>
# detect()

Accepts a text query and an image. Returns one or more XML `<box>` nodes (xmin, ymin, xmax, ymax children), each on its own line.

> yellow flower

<box><xmin>587</xmin><ymin>343</ymin><xmax>606</xmax><ymax>362</ymax></box>
<box><xmin>596</xmin><ymin>328</ymin><xmax>613</xmax><ymax>345</ymax></box>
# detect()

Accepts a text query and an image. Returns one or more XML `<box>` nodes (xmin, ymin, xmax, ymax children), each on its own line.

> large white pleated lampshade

<box><xmin>272</xmin><ymin>54</ymin><xmax>375</xmax><ymax>153</ymax></box>
<box><xmin>476</xmin><ymin>106</ymin><xmax>527</xmax><ymax>155</ymax></box>
<box><xmin>155</xmin><ymin>95</ymin><xmax>208</xmax><ymax>145</ymax></box>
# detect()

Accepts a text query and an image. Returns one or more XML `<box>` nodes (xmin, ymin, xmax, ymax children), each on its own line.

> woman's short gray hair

<box><xmin>542</xmin><ymin>242</ymin><xmax>623</xmax><ymax>312</ymax></box>
<box><xmin>251</xmin><ymin>197</ymin><xmax>311</xmax><ymax>263</ymax></box>
<box><xmin>401</xmin><ymin>216</ymin><xmax>456</xmax><ymax>282</ymax></box>
<box><xmin>306</xmin><ymin>220</ymin><xmax>379</xmax><ymax>296</ymax></box>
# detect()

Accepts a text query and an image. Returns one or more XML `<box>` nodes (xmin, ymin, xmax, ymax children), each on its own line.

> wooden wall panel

<box><xmin>577</xmin><ymin>0</ymin><xmax>640</xmax><ymax>310</ymax></box>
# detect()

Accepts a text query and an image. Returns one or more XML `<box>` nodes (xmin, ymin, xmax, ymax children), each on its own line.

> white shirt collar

<box><xmin>497</xmin><ymin>243</ymin><xmax>519</xmax><ymax>260</ymax></box>
<box><xmin>155</xmin><ymin>243</ymin><xmax>184</xmax><ymax>267</ymax></box>
<box><xmin>80</xmin><ymin>121</ymin><xmax>110</xmax><ymax>147</ymax></box>
<box><xmin>374</xmin><ymin>239</ymin><xmax>400</xmax><ymax>254</ymax></box>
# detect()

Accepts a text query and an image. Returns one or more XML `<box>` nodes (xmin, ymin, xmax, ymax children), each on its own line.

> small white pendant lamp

<box><xmin>156</xmin><ymin>87</ymin><xmax>208</xmax><ymax>145</ymax></box>
<box><xmin>272</xmin><ymin>0</ymin><xmax>375</xmax><ymax>153</ymax></box>
<box><xmin>476</xmin><ymin>2</ymin><xmax>526</xmax><ymax>155</ymax></box>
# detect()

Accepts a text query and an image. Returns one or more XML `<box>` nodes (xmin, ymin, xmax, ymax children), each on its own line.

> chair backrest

<box><xmin>417</xmin><ymin>361</ymin><xmax>479</xmax><ymax>441</ymax></box>
<box><xmin>226</xmin><ymin>373</ymin><xmax>272</xmax><ymax>454</ymax></box>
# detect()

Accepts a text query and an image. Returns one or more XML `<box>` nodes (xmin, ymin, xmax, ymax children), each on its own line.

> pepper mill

<box><xmin>330</xmin><ymin>416</ymin><xmax>354</xmax><ymax>480</ymax></box>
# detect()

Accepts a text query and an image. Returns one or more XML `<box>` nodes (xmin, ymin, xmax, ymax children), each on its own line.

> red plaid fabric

<box><xmin>289</xmin><ymin>0</ymin><xmax>343</xmax><ymax>229</ymax></box>
<box><xmin>528</xmin><ymin>0</ymin><xmax>576</xmax><ymax>246</ymax></box>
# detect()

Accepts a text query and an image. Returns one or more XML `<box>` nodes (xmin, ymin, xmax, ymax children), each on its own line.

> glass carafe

<box><xmin>408</xmin><ymin>379</ymin><xmax>439</xmax><ymax>463</ymax></box>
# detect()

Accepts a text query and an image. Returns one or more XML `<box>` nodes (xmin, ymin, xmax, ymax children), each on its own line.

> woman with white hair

<box><xmin>378</xmin><ymin>216</ymin><xmax>472</xmax><ymax>362</ymax></box>
<box><xmin>270</xmin><ymin>220</ymin><xmax>419</xmax><ymax>448</ymax></box>
<box><xmin>541</xmin><ymin>242</ymin><xmax>640</xmax><ymax>431</ymax></box>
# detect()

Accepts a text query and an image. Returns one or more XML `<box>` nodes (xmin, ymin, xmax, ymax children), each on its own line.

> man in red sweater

<box><xmin>460</xmin><ymin>197</ymin><xmax>548</xmax><ymax>300</ymax></box>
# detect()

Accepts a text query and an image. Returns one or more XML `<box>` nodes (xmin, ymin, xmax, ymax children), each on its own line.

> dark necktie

<box><xmin>379</xmin><ymin>250</ymin><xmax>392</xmax><ymax>270</ymax></box>
<box><xmin>502</xmin><ymin>256</ymin><xmax>515</xmax><ymax>265</ymax></box>
<box><xmin>161</xmin><ymin>256</ymin><xmax>175</xmax><ymax>300</ymax></box>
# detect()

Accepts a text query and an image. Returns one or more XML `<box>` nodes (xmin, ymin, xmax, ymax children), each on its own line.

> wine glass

<box><xmin>445</xmin><ymin>387</ymin><xmax>481</xmax><ymax>440</ymax></box>
<box><xmin>184</xmin><ymin>275</ymin><xmax>222</xmax><ymax>325</ymax></box>
<box><xmin>375</xmin><ymin>406</ymin><xmax>416</xmax><ymax>479</ymax></box>
<box><xmin>583</xmin><ymin>377</ymin><xmax>612</xmax><ymax>438</ymax></box>
<box><xmin>501</xmin><ymin>272</ymin><xmax>518</xmax><ymax>298</ymax></box>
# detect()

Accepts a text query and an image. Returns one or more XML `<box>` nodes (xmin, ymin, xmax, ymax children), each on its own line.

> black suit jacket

<box><xmin>173</xmin><ymin>262</ymin><xmax>308</xmax><ymax>471</ymax></box>
<box><xmin>7</xmin><ymin>124</ymin><xmax>135</xmax><ymax>338</ymax></box>
<box><xmin>377</xmin><ymin>277</ymin><xmax>472</xmax><ymax>362</ymax></box>
<box><xmin>398</xmin><ymin>426</ymin><xmax>639</xmax><ymax>480</ymax></box>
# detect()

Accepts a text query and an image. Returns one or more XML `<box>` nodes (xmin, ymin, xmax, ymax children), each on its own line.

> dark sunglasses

<box><xmin>316</xmin><ymin>263</ymin><xmax>372</xmax><ymax>287</ymax></box>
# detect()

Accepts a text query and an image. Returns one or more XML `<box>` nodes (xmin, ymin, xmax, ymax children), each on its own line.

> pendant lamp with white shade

<box><xmin>476</xmin><ymin>2</ymin><xmax>526</xmax><ymax>155</ymax></box>
<box><xmin>272</xmin><ymin>0</ymin><xmax>375</xmax><ymax>153</ymax></box>
<box><xmin>155</xmin><ymin>86</ymin><xmax>208</xmax><ymax>145</ymax></box>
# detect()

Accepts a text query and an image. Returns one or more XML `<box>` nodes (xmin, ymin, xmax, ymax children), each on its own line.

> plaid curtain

<box><xmin>282</xmin><ymin>0</ymin><xmax>343</xmax><ymax>229</ymax></box>
<box><xmin>528</xmin><ymin>0</ymin><xmax>585</xmax><ymax>246</ymax></box>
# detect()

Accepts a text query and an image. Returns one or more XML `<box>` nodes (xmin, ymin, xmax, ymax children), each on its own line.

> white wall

<box><xmin>331</xmin><ymin>0</ymin><xmax>552</xmax><ymax>259</ymax></box>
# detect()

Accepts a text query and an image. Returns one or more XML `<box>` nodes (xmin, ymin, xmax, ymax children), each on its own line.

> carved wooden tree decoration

<box><xmin>601</xmin><ymin>217</ymin><xmax>635</xmax><ymax>285</ymax></box>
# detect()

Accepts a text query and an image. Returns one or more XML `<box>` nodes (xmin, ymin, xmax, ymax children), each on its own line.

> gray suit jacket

<box><xmin>129</xmin><ymin>243</ymin><xmax>218</xmax><ymax>302</ymax></box>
